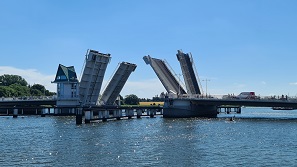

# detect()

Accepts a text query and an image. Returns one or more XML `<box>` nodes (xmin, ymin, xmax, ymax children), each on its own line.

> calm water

<box><xmin>1</xmin><ymin>107</ymin><xmax>297</xmax><ymax>166</ymax></box>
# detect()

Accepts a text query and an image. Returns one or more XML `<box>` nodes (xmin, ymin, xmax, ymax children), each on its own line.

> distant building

<box><xmin>52</xmin><ymin>64</ymin><xmax>79</xmax><ymax>107</ymax></box>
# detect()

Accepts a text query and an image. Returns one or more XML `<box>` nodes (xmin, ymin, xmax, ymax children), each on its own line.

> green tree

<box><xmin>0</xmin><ymin>74</ymin><xmax>28</xmax><ymax>86</ymax></box>
<box><xmin>30</xmin><ymin>84</ymin><xmax>46</xmax><ymax>96</ymax></box>
<box><xmin>0</xmin><ymin>86</ymin><xmax>15</xmax><ymax>97</ymax></box>
<box><xmin>30</xmin><ymin>89</ymin><xmax>43</xmax><ymax>96</ymax></box>
<box><xmin>0</xmin><ymin>74</ymin><xmax>56</xmax><ymax>97</ymax></box>
<box><xmin>9</xmin><ymin>83</ymin><xmax>30</xmax><ymax>96</ymax></box>
<box><xmin>124</xmin><ymin>94</ymin><xmax>139</xmax><ymax>105</ymax></box>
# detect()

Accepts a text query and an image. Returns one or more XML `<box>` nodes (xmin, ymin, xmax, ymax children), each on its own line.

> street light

<box><xmin>202</xmin><ymin>79</ymin><xmax>210</xmax><ymax>96</ymax></box>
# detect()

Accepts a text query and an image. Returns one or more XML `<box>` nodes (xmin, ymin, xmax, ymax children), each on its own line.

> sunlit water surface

<box><xmin>1</xmin><ymin>107</ymin><xmax>297</xmax><ymax>166</ymax></box>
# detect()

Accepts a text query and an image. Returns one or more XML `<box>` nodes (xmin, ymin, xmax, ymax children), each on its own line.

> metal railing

<box><xmin>0</xmin><ymin>96</ymin><xmax>57</xmax><ymax>101</ymax></box>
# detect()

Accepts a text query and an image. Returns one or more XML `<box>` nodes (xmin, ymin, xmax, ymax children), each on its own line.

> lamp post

<box><xmin>202</xmin><ymin>79</ymin><xmax>210</xmax><ymax>96</ymax></box>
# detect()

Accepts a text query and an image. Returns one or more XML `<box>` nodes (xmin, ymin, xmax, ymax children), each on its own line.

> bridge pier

<box><xmin>76</xmin><ymin>108</ymin><xmax>83</xmax><ymax>125</ymax></box>
<box><xmin>130</xmin><ymin>109</ymin><xmax>134</xmax><ymax>118</ymax></box>
<box><xmin>98</xmin><ymin>111</ymin><xmax>103</xmax><ymax>119</ymax></box>
<box><xmin>137</xmin><ymin>109</ymin><xmax>142</xmax><ymax>118</ymax></box>
<box><xmin>226</xmin><ymin>108</ymin><xmax>230</xmax><ymax>114</ymax></box>
<box><xmin>54</xmin><ymin>108</ymin><xmax>59</xmax><ymax>115</ymax></box>
<box><xmin>13</xmin><ymin>108</ymin><xmax>18</xmax><ymax>118</ymax></box>
<box><xmin>124</xmin><ymin>109</ymin><xmax>128</xmax><ymax>118</ymax></box>
<box><xmin>116</xmin><ymin>110</ymin><xmax>122</xmax><ymax>120</ymax></box>
<box><xmin>237</xmin><ymin>107</ymin><xmax>241</xmax><ymax>113</ymax></box>
<box><xmin>85</xmin><ymin>111</ymin><xmax>93</xmax><ymax>124</ymax></box>
<box><xmin>41</xmin><ymin>108</ymin><xmax>46</xmax><ymax>117</ymax></box>
<box><xmin>149</xmin><ymin>109</ymin><xmax>155</xmax><ymax>118</ymax></box>
<box><xmin>102</xmin><ymin>110</ymin><xmax>109</xmax><ymax>122</ymax></box>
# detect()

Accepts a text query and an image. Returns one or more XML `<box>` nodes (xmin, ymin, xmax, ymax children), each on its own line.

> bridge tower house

<box><xmin>52</xmin><ymin>64</ymin><xmax>80</xmax><ymax>114</ymax></box>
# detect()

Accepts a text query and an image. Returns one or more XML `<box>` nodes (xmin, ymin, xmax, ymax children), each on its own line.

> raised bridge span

<box><xmin>143</xmin><ymin>55</ymin><xmax>186</xmax><ymax>95</ymax></box>
<box><xmin>176</xmin><ymin>50</ymin><xmax>202</xmax><ymax>95</ymax></box>
<box><xmin>144</xmin><ymin>50</ymin><xmax>297</xmax><ymax>118</ymax></box>
<box><xmin>99</xmin><ymin>62</ymin><xmax>137</xmax><ymax>105</ymax></box>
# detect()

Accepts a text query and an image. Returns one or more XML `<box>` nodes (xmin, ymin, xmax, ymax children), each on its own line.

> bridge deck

<box><xmin>177</xmin><ymin>97</ymin><xmax>297</xmax><ymax>108</ymax></box>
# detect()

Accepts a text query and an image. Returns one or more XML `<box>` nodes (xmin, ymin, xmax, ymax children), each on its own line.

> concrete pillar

<box><xmin>102</xmin><ymin>110</ymin><xmax>109</xmax><ymax>122</ymax></box>
<box><xmin>36</xmin><ymin>109</ymin><xmax>38</xmax><ymax>115</ymax></box>
<box><xmin>116</xmin><ymin>110</ymin><xmax>121</xmax><ymax>120</ymax></box>
<box><xmin>105</xmin><ymin>110</ymin><xmax>110</xmax><ymax>118</ymax></box>
<box><xmin>76</xmin><ymin>108</ymin><xmax>83</xmax><ymax>125</ymax></box>
<box><xmin>237</xmin><ymin>107</ymin><xmax>241</xmax><ymax>114</ymax></box>
<box><xmin>13</xmin><ymin>108</ymin><xmax>18</xmax><ymax>118</ymax></box>
<box><xmin>98</xmin><ymin>111</ymin><xmax>103</xmax><ymax>119</ymax></box>
<box><xmin>112</xmin><ymin>110</ymin><xmax>117</xmax><ymax>117</ymax></box>
<box><xmin>124</xmin><ymin>109</ymin><xmax>128</xmax><ymax>117</ymax></box>
<box><xmin>137</xmin><ymin>109</ymin><xmax>142</xmax><ymax>118</ymax></box>
<box><xmin>71</xmin><ymin>108</ymin><xmax>75</xmax><ymax>114</ymax></box>
<box><xmin>119</xmin><ymin>110</ymin><xmax>122</xmax><ymax>117</ymax></box>
<box><xmin>111</xmin><ymin>110</ymin><xmax>115</xmax><ymax>117</ymax></box>
<box><xmin>54</xmin><ymin>108</ymin><xmax>59</xmax><ymax>115</ymax></box>
<box><xmin>149</xmin><ymin>109</ymin><xmax>155</xmax><ymax>118</ymax></box>
<box><xmin>41</xmin><ymin>108</ymin><xmax>46</xmax><ymax>117</ymax></box>
<box><xmin>90</xmin><ymin>111</ymin><xmax>94</xmax><ymax>119</ymax></box>
<box><xmin>127</xmin><ymin>109</ymin><xmax>132</xmax><ymax>119</ymax></box>
<box><xmin>126</xmin><ymin>109</ymin><xmax>134</xmax><ymax>119</ymax></box>
<box><xmin>85</xmin><ymin>111</ymin><xmax>92</xmax><ymax>124</ymax></box>
<box><xmin>21</xmin><ymin>109</ymin><xmax>24</xmax><ymax>115</ymax></box>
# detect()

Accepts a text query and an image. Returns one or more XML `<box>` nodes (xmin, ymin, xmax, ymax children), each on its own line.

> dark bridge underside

<box><xmin>0</xmin><ymin>100</ymin><xmax>56</xmax><ymax>107</ymax></box>
<box><xmin>190</xmin><ymin>98</ymin><xmax>297</xmax><ymax>108</ymax></box>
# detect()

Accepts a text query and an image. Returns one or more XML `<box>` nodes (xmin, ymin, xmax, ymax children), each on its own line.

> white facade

<box><xmin>56</xmin><ymin>82</ymin><xmax>79</xmax><ymax>106</ymax></box>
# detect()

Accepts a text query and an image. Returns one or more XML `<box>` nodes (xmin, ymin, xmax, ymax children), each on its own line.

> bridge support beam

<box><xmin>98</xmin><ymin>111</ymin><xmax>103</xmax><ymax>119</ymax></box>
<box><xmin>76</xmin><ymin>108</ymin><xmax>83</xmax><ymax>125</ymax></box>
<box><xmin>85</xmin><ymin>111</ymin><xmax>93</xmax><ymax>124</ymax></box>
<box><xmin>237</xmin><ymin>107</ymin><xmax>241</xmax><ymax>113</ymax></box>
<box><xmin>137</xmin><ymin>109</ymin><xmax>142</xmax><ymax>118</ymax></box>
<box><xmin>41</xmin><ymin>108</ymin><xmax>46</xmax><ymax>117</ymax></box>
<box><xmin>149</xmin><ymin>109</ymin><xmax>155</xmax><ymax>118</ymax></box>
<box><xmin>116</xmin><ymin>110</ymin><xmax>122</xmax><ymax>120</ymax></box>
<box><xmin>126</xmin><ymin>109</ymin><xmax>134</xmax><ymax>119</ymax></box>
<box><xmin>54</xmin><ymin>108</ymin><xmax>59</xmax><ymax>115</ymax></box>
<box><xmin>102</xmin><ymin>110</ymin><xmax>109</xmax><ymax>122</ymax></box>
<box><xmin>13</xmin><ymin>108</ymin><xmax>18</xmax><ymax>118</ymax></box>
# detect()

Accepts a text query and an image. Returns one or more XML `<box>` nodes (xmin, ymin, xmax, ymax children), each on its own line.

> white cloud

<box><xmin>261</xmin><ymin>81</ymin><xmax>266</xmax><ymax>85</ymax></box>
<box><xmin>289</xmin><ymin>82</ymin><xmax>297</xmax><ymax>85</ymax></box>
<box><xmin>0</xmin><ymin>66</ymin><xmax>56</xmax><ymax>92</ymax></box>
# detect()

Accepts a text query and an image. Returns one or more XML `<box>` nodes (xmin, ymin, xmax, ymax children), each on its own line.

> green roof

<box><xmin>53</xmin><ymin>64</ymin><xmax>78</xmax><ymax>83</ymax></box>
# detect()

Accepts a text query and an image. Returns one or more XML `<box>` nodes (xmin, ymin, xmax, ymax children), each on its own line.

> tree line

<box><xmin>0</xmin><ymin>74</ymin><xmax>164</xmax><ymax>105</ymax></box>
<box><xmin>0</xmin><ymin>74</ymin><xmax>55</xmax><ymax>97</ymax></box>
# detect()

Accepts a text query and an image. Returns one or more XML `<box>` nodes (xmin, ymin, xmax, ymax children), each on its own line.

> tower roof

<box><xmin>52</xmin><ymin>64</ymin><xmax>78</xmax><ymax>83</ymax></box>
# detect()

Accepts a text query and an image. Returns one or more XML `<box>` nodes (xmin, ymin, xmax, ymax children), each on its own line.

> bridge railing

<box><xmin>174</xmin><ymin>94</ymin><xmax>297</xmax><ymax>102</ymax></box>
<box><xmin>0</xmin><ymin>96</ymin><xmax>57</xmax><ymax>101</ymax></box>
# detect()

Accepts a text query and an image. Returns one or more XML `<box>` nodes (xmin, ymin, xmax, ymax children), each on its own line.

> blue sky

<box><xmin>1</xmin><ymin>0</ymin><xmax>297</xmax><ymax>98</ymax></box>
